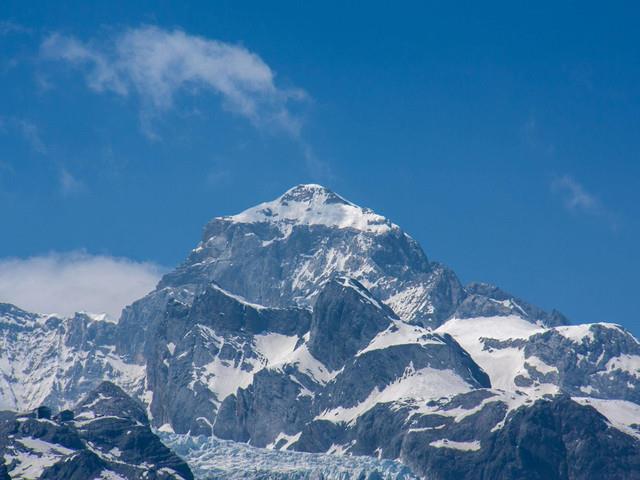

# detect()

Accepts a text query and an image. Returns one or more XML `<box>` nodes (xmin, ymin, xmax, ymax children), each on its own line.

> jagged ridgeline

<box><xmin>0</xmin><ymin>381</ymin><xmax>193</xmax><ymax>479</ymax></box>
<box><xmin>1</xmin><ymin>184</ymin><xmax>639</xmax><ymax>479</ymax></box>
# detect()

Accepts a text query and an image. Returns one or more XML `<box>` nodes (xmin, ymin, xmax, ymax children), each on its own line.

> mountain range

<box><xmin>1</xmin><ymin>184</ymin><xmax>639</xmax><ymax>479</ymax></box>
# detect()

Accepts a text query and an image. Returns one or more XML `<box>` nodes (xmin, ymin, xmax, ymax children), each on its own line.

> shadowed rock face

<box><xmin>307</xmin><ymin>277</ymin><xmax>396</xmax><ymax>370</ymax></box>
<box><xmin>75</xmin><ymin>381</ymin><xmax>149</xmax><ymax>426</ymax></box>
<box><xmin>0</xmin><ymin>381</ymin><xmax>193</xmax><ymax>480</ymax></box>
<box><xmin>211</xmin><ymin>279</ymin><xmax>492</xmax><ymax>452</ymax></box>
<box><xmin>400</xmin><ymin>396</ymin><xmax>640</xmax><ymax>480</ymax></box>
<box><xmin>126</xmin><ymin>282</ymin><xmax>312</xmax><ymax>436</ymax></box>
<box><xmin>456</xmin><ymin>282</ymin><xmax>569</xmax><ymax>327</ymax></box>
<box><xmin>483</xmin><ymin>397</ymin><xmax>640</xmax><ymax>480</ymax></box>
<box><xmin>479</xmin><ymin>323</ymin><xmax>640</xmax><ymax>403</ymax></box>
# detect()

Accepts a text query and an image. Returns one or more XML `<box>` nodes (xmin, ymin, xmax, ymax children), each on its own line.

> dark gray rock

<box><xmin>456</xmin><ymin>282</ymin><xmax>569</xmax><ymax>327</ymax></box>
<box><xmin>483</xmin><ymin>323</ymin><xmax>640</xmax><ymax>403</ymax></box>
<box><xmin>214</xmin><ymin>366</ymin><xmax>317</xmax><ymax>446</ymax></box>
<box><xmin>0</xmin><ymin>460</ymin><xmax>10</xmax><ymax>480</ymax></box>
<box><xmin>0</xmin><ymin>381</ymin><xmax>193</xmax><ymax>479</ymax></box>
<box><xmin>40</xmin><ymin>450</ymin><xmax>107</xmax><ymax>480</ymax></box>
<box><xmin>401</xmin><ymin>396</ymin><xmax>640</xmax><ymax>480</ymax></box>
<box><xmin>131</xmin><ymin>282</ymin><xmax>311</xmax><ymax>435</ymax></box>
<box><xmin>308</xmin><ymin>277</ymin><xmax>395</xmax><ymax>370</ymax></box>
<box><xmin>75</xmin><ymin>380</ymin><xmax>149</xmax><ymax>426</ymax></box>
<box><xmin>211</xmin><ymin>281</ymin><xmax>491</xmax><ymax>451</ymax></box>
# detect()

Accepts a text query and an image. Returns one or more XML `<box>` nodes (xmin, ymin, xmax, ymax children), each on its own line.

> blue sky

<box><xmin>1</xmin><ymin>2</ymin><xmax>639</xmax><ymax>333</ymax></box>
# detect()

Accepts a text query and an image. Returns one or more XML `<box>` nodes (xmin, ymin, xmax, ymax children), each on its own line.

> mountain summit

<box><xmin>222</xmin><ymin>184</ymin><xmax>399</xmax><ymax>236</ymax></box>
<box><xmin>2</xmin><ymin>184</ymin><xmax>640</xmax><ymax>479</ymax></box>
<box><xmin>160</xmin><ymin>184</ymin><xmax>568</xmax><ymax>328</ymax></box>
<box><xmin>160</xmin><ymin>183</ymin><xmax>463</xmax><ymax>325</ymax></box>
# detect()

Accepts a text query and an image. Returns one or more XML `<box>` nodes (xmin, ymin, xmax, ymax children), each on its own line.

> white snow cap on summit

<box><xmin>223</xmin><ymin>184</ymin><xmax>398</xmax><ymax>235</ymax></box>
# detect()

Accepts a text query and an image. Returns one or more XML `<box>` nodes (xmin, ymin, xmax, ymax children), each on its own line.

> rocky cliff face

<box><xmin>211</xmin><ymin>277</ymin><xmax>490</xmax><ymax>448</ymax></box>
<box><xmin>0</xmin><ymin>304</ymin><xmax>144</xmax><ymax>412</ymax></box>
<box><xmin>142</xmin><ymin>283</ymin><xmax>311</xmax><ymax>435</ymax></box>
<box><xmin>158</xmin><ymin>184</ymin><xmax>466</xmax><ymax>328</ymax></box>
<box><xmin>436</xmin><ymin>315</ymin><xmax>640</xmax><ymax>400</ymax></box>
<box><xmin>0</xmin><ymin>381</ymin><xmax>193</xmax><ymax>480</ymax></box>
<box><xmin>455</xmin><ymin>282</ymin><xmax>569</xmax><ymax>327</ymax></box>
<box><xmin>401</xmin><ymin>395</ymin><xmax>640</xmax><ymax>480</ymax></box>
<box><xmin>1</xmin><ymin>184</ymin><xmax>640</xmax><ymax>479</ymax></box>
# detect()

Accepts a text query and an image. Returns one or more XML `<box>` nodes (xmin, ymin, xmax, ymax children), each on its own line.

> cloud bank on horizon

<box><xmin>40</xmin><ymin>25</ymin><xmax>307</xmax><ymax>137</ymax></box>
<box><xmin>0</xmin><ymin>252</ymin><xmax>164</xmax><ymax>319</ymax></box>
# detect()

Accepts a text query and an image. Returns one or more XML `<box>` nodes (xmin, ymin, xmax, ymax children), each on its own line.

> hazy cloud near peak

<box><xmin>0</xmin><ymin>252</ymin><xmax>165</xmax><ymax>319</ymax></box>
<box><xmin>40</xmin><ymin>26</ymin><xmax>307</xmax><ymax>137</ymax></box>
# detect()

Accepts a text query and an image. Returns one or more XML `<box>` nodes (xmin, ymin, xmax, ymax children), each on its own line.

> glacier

<box><xmin>158</xmin><ymin>432</ymin><xmax>418</xmax><ymax>480</ymax></box>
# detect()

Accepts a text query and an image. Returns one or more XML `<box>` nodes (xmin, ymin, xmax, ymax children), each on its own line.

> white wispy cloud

<box><xmin>551</xmin><ymin>174</ymin><xmax>618</xmax><ymax>230</ymax></box>
<box><xmin>0</xmin><ymin>252</ymin><xmax>164</xmax><ymax>319</ymax></box>
<box><xmin>552</xmin><ymin>175</ymin><xmax>598</xmax><ymax>212</ymax></box>
<box><xmin>521</xmin><ymin>116</ymin><xmax>555</xmax><ymax>156</ymax></box>
<box><xmin>0</xmin><ymin>116</ymin><xmax>46</xmax><ymax>154</ymax></box>
<box><xmin>59</xmin><ymin>168</ymin><xmax>86</xmax><ymax>196</ymax></box>
<box><xmin>0</xmin><ymin>20</ymin><xmax>31</xmax><ymax>37</ymax></box>
<box><xmin>40</xmin><ymin>26</ymin><xmax>307</xmax><ymax>137</ymax></box>
<box><xmin>15</xmin><ymin>119</ymin><xmax>46</xmax><ymax>154</ymax></box>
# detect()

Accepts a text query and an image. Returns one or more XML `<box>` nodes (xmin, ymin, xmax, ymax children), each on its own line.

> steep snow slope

<box><xmin>437</xmin><ymin>315</ymin><xmax>640</xmax><ymax>402</ymax></box>
<box><xmin>436</xmin><ymin>315</ymin><xmax>547</xmax><ymax>391</ymax></box>
<box><xmin>0</xmin><ymin>304</ymin><xmax>144</xmax><ymax>411</ymax></box>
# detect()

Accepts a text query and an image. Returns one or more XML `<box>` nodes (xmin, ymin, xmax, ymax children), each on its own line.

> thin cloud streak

<box><xmin>40</xmin><ymin>26</ymin><xmax>307</xmax><ymax>137</ymax></box>
<box><xmin>59</xmin><ymin>168</ymin><xmax>86</xmax><ymax>196</ymax></box>
<box><xmin>15</xmin><ymin>119</ymin><xmax>47</xmax><ymax>154</ymax></box>
<box><xmin>0</xmin><ymin>116</ymin><xmax>47</xmax><ymax>154</ymax></box>
<box><xmin>0</xmin><ymin>20</ymin><xmax>31</xmax><ymax>36</ymax></box>
<box><xmin>552</xmin><ymin>175</ymin><xmax>598</xmax><ymax>212</ymax></box>
<box><xmin>551</xmin><ymin>174</ymin><xmax>619</xmax><ymax>230</ymax></box>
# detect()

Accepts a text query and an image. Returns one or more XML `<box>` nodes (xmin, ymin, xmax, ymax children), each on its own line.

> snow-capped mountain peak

<box><xmin>3</xmin><ymin>185</ymin><xmax>640</xmax><ymax>479</ymax></box>
<box><xmin>166</xmin><ymin>184</ymin><xmax>460</xmax><ymax>326</ymax></box>
<box><xmin>221</xmin><ymin>184</ymin><xmax>398</xmax><ymax>236</ymax></box>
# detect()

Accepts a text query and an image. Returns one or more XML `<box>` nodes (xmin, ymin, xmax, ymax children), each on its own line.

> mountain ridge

<box><xmin>0</xmin><ymin>381</ymin><xmax>193</xmax><ymax>479</ymax></box>
<box><xmin>1</xmin><ymin>183</ymin><xmax>639</xmax><ymax>479</ymax></box>
<box><xmin>159</xmin><ymin>183</ymin><xmax>566</xmax><ymax>328</ymax></box>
